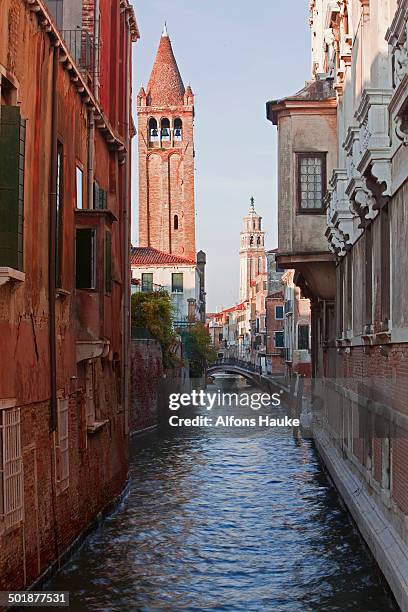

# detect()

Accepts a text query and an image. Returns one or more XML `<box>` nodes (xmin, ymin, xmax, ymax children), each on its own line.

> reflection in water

<box><xmin>48</xmin><ymin>376</ymin><xmax>397</xmax><ymax>611</ymax></box>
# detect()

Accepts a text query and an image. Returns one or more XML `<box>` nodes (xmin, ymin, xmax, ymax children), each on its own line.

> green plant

<box><xmin>182</xmin><ymin>322</ymin><xmax>217</xmax><ymax>378</ymax></box>
<box><xmin>131</xmin><ymin>291</ymin><xmax>179</xmax><ymax>368</ymax></box>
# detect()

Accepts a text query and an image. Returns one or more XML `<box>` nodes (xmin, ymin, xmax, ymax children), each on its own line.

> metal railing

<box><xmin>61</xmin><ymin>29</ymin><xmax>95</xmax><ymax>76</ymax></box>
<box><xmin>210</xmin><ymin>357</ymin><xmax>259</xmax><ymax>374</ymax></box>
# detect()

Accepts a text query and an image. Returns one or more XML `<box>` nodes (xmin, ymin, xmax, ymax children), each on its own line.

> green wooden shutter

<box><xmin>93</xmin><ymin>181</ymin><xmax>99</xmax><ymax>209</ymax></box>
<box><xmin>105</xmin><ymin>230</ymin><xmax>112</xmax><ymax>293</ymax></box>
<box><xmin>0</xmin><ymin>106</ymin><xmax>25</xmax><ymax>270</ymax></box>
<box><xmin>93</xmin><ymin>181</ymin><xmax>107</xmax><ymax>209</ymax></box>
<box><xmin>76</xmin><ymin>228</ymin><xmax>95</xmax><ymax>289</ymax></box>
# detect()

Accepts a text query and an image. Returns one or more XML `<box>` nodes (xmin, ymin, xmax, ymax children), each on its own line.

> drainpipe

<box><xmin>87</xmin><ymin>109</ymin><xmax>95</xmax><ymax>208</ymax></box>
<box><xmin>122</xmin><ymin>12</ymin><xmax>131</xmax><ymax>434</ymax></box>
<box><xmin>93</xmin><ymin>0</ymin><xmax>100</xmax><ymax>100</ymax></box>
<box><xmin>49</xmin><ymin>45</ymin><xmax>58</xmax><ymax>432</ymax></box>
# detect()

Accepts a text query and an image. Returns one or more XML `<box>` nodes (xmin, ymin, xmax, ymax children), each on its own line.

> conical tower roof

<box><xmin>147</xmin><ymin>25</ymin><xmax>185</xmax><ymax>106</ymax></box>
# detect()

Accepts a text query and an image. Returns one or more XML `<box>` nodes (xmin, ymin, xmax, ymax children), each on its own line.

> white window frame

<box><xmin>76</xmin><ymin>165</ymin><xmax>83</xmax><ymax>210</ymax></box>
<box><xmin>275</xmin><ymin>305</ymin><xmax>284</xmax><ymax>320</ymax></box>
<box><xmin>56</xmin><ymin>398</ymin><xmax>69</xmax><ymax>492</ymax></box>
<box><xmin>0</xmin><ymin>405</ymin><xmax>24</xmax><ymax>530</ymax></box>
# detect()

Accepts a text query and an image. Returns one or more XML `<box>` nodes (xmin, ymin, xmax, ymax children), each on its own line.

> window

<box><xmin>142</xmin><ymin>273</ymin><xmax>153</xmax><ymax>292</ymax></box>
<box><xmin>275</xmin><ymin>331</ymin><xmax>284</xmax><ymax>348</ymax></box>
<box><xmin>263</xmin><ymin>281</ymin><xmax>267</xmax><ymax>291</ymax></box>
<box><xmin>172</xmin><ymin>272</ymin><xmax>183</xmax><ymax>293</ymax></box>
<box><xmin>85</xmin><ymin>361</ymin><xmax>96</xmax><ymax>425</ymax></box>
<box><xmin>257</xmin><ymin>236</ymin><xmax>261</xmax><ymax>246</ymax></box>
<box><xmin>76</xmin><ymin>166</ymin><xmax>83</xmax><ymax>209</ymax></box>
<box><xmin>76</xmin><ymin>228</ymin><xmax>96</xmax><ymax>289</ymax></box>
<box><xmin>250</xmin><ymin>236</ymin><xmax>254</xmax><ymax>246</ymax></box>
<box><xmin>56</xmin><ymin>399</ymin><xmax>69</xmax><ymax>491</ymax></box>
<box><xmin>56</xmin><ymin>142</ymin><xmax>64</xmax><ymax>287</ymax></box>
<box><xmin>174</xmin><ymin>215</ymin><xmax>179</xmax><ymax>230</ymax></box>
<box><xmin>174</xmin><ymin>118</ymin><xmax>182</xmax><ymax>141</ymax></box>
<box><xmin>0</xmin><ymin>407</ymin><xmax>23</xmax><ymax>529</ymax></box>
<box><xmin>0</xmin><ymin>104</ymin><xmax>25</xmax><ymax>271</ymax></box>
<box><xmin>149</xmin><ymin>117</ymin><xmax>159</xmax><ymax>141</ymax></box>
<box><xmin>380</xmin><ymin>206</ymin><xmax>390</xmax><ymax>329</ymax></box>
<box><xmin>93</xmin><ymin>181</ymin><xmax>107</xmax><ymax>210</ymax></box>
<box><xmin>297</xmin><ymin>153</ymin><xmax>326</xmax><ymax>212</ymax></box>
<box><xmin>365</xmin><ymin>225</ymin><xmax>373</xmax><ymax>330</ymax></box>
<box><xmin>275</xmin><ymin>306</ymin><xmax>284</xmax><ymax>320</ymax></box>
<box><xmin>298</xmin><ymin>324</ymin><xmax>310</xmax><ymax>350</ymax></box>
<box><xmin>43</xmin><ymin>0</ymin><xmax>64</xmax><ymax>28</ymax></box>
<box><xmin>346</xmin><ymin>251</ymin><xmax>353</xmax><ymax>332</ymax></box>
<box><xmin>105</xmin><ymin>231</ymin><xmax>112</xmax><ymax>293</ymax></box>
<box><xmin>161</xmin><ymin>118</ymin><xmax>170</xmax><ymax>141</ymax></box>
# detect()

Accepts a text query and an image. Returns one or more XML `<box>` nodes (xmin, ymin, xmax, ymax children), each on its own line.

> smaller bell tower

<box><xmin>239</xmin><ymin>198</ymin><xmax>266</xmax><ymax>302</ymax></box>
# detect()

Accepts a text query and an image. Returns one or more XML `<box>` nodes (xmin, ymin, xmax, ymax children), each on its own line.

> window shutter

<box><xmin>93</xmin><ymin>181</ymin><xmax>107</xmax><ymax>209</ymax></box>
<box><xmin>105</xmin><ymin>230</ymin><xmax>112</xmax><ymax>293</ymax></box>
<box><xmin>0</xmin><ymin>106</ymin><xmax>25</xmax><ymax>270</ymax></box>
<box><xmin>93</xmin><ymin>181</ymin><xmax>99</xmax><ymax>209</ymax></box>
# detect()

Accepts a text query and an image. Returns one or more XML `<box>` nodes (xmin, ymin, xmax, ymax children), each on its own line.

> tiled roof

<box><xmin>147</xmin><ymin>33</ymin><xmax>185</xmax><ymax>106</ymax></box>
<box><xmin>130</xmin><ymin>247</ymin><xmax>195</xmax><ymax>266</ymax></box>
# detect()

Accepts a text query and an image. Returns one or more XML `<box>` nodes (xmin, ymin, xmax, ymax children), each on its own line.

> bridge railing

<box><xmin>210</xmin><ymin>357</ymin><xmax>259</xmax><ymax>374</ymax></box>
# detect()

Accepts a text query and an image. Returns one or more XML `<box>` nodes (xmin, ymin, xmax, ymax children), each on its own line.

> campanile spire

<box><xmin>137</xmin><ymin>29</ymin><xmax>196</xmax><ymax>261</ymax></box>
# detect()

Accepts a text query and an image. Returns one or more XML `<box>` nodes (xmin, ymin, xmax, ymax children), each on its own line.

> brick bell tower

<box><xmin>137</xmin><ymin>24</ymin><xmax>196</xmax><ymax>262</ymax></box>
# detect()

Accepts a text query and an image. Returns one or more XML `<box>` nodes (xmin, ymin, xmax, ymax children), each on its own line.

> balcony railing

<box><xmin>61</xmin><ymin>29</ymin><xmax>95</xmax><ymax>76</ymax></box>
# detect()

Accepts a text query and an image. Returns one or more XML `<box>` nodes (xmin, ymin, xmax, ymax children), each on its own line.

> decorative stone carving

<box><xmin>326</xmin><ymin>169</ymin><xmax>356</xmax><ymax>256</ymax></box>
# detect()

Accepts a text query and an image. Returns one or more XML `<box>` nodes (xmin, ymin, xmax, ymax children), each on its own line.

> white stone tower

<box><xmin>239</xmin><ymin>198</ymin><xmax>266</xmax><ymax>302</ymax></box>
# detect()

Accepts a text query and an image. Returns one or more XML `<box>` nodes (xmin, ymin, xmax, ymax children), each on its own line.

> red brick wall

<box><xmin>266</xmin><ymin>294</ymin><xmax>285</xmax><ymax>374</ymax></box>
<box><xmin>0</xmin><ymin>0</ymin><xmax>132</xmax><ymax>590</ymax></box>
<box><xmin>323</xmin><ymin>343</ymin><xmax>408</xmax><ymax>520</ymax></box>
<box><xmin>0</xmin><ymin>388</ymin><xmax>128</xmax><ymax>590</ymax></box>
<box><xmin>130</xmin><ymin>340</ymin><xmax>163</xmax><ymax>432</ymax></box>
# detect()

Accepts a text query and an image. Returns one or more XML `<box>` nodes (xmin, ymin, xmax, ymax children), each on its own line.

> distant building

<box><xmin>281</xmin><ymin>271</ymin><xmax>311</xmax><ymax>379</ymax></box>
<box><xmin>239</xmin><ymin>198</ymin><xmax>266</xmax><ymax>302</ymax></box>
<box><xmin>265</xmin><ymin>250</ymin><xmax>285</xmax><ymax>374</ymax></box>
<box><xmin>130</xmin><ymin>247</ymin><xmax>203</xmax><ymax>325</ymax></box>
<box><xmin>137</xmin><ymin>25</ymin><xmax>196</xmax><ymax>263</ymax></box>
<box><xmin>135</xmin><ymin>26</ymin><xmax>205</xmax><ymax>322</ymax></box>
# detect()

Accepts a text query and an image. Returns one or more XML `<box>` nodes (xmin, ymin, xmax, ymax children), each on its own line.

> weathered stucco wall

<box><xmin>277</xmin><ymin>111</ymin><xmax>337</xmax><ymax>255</ymax></box>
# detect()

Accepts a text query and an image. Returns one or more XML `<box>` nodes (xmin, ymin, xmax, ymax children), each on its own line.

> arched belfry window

<box><xmin>174</xmin><ymin>118</ymin><xmax>183</xmax><ymax>141</ymax></box>
<box><xmin>161</xmin><ymin>118</ymin><xmax>170</xmax><ymax>142</ymax></box>
<box><xmin>250</xmin><ymin>235</ymin><xmax>254</xmax><ymax>246</ymax></box>
<box><xmin>174</xmin><ymin>214</ymin><xmax>179</xmax><ymax>230</ymax></box>
<box><xmin>257</xmin><ymin>236</ymin><xmax>261</xmax><ymax>246</ymax></box>
<box><xmin>149</xmin><ymin>118</ymin><xmax>158</xmax><ymax>141</ymax></box>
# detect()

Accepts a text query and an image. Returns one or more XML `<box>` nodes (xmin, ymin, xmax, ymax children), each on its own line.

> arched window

<box><xmin>250</xmin><ymin>235</ymin><xmax>254</xmax><ymax>246</ymax></box>
<box><xmin>149</xmin><ymin>118</ymin><xmax>158</xmax><ymax>141</ymax></box>
<box><xmin>257</xmin><ymin>236</ymin><xmax>261</xmax><ymax>246</ymax></box>
<box><xmin>174</xmin><ymin>214</ymin><xmax>179</xmax><ymax>230</ymax></box>
<box><xmin>174</xmin><ymin>118</ymin><xmax>183</xmax><ymax>141</ymax></box>
<box><xmin>161</xmin><ymin>118</ymin><xmax>170</xmax><ymax>141</ymax></box>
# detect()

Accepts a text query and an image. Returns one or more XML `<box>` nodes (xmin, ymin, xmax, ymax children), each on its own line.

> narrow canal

<box><xmin>49</xmin><ymin>376</ymin><xmax>397</xmax><ymax>611</ymax></box>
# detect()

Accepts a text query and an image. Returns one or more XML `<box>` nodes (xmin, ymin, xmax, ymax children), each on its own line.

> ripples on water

<box><xmin>48</xmin><ymin>377</ymin><xmax>398</xmax><ymax>611</ymax></box>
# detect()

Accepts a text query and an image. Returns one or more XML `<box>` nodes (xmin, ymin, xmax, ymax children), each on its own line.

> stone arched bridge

<box><xmin>207</xmin><ymin>358</ymin><xmax>262</xmax><ymax>385</ymax></box>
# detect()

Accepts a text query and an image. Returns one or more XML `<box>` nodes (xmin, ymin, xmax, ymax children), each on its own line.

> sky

<box><xmin>130</xmin><ymin>0</ymin><xmax>311</xmax><ymax>312</ymax></box>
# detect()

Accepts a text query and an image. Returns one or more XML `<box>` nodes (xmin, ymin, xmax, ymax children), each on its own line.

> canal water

<box><xmin>48</xmin><ymin>376</ymin><xmax>398</xmax><ymax>611</ymax></box>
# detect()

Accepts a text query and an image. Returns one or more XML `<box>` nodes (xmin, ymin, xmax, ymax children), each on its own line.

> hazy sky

<box><xmin>130</xmin><ymin>1</ymin><xmax>311</xmax><ymax>312</ymax></box>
